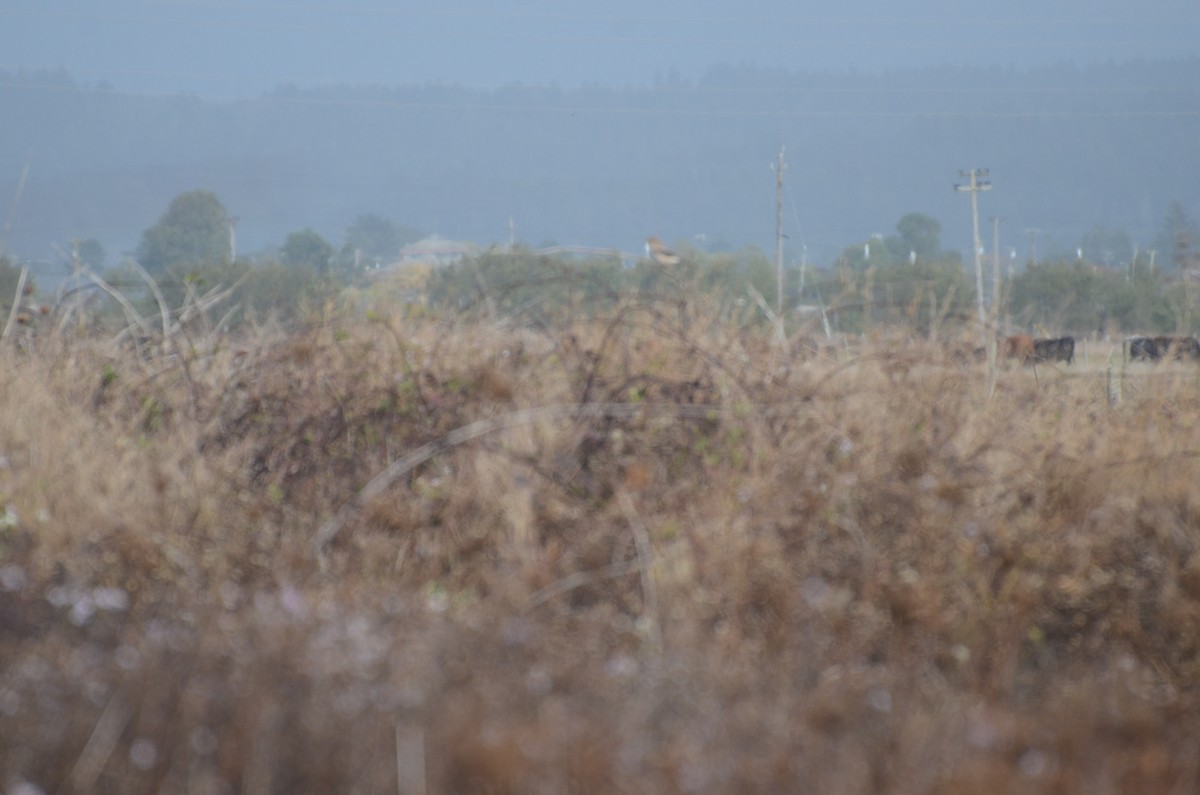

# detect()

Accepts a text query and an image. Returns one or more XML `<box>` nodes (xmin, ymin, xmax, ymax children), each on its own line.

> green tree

<box><xmin>428</xmin><ymin>248</ymin><xmax>622</xmax><ymax>319</ymax></box>
<box><xmin>1154</xmin><ymin>200</ymin><xmax>1198</xmax><ymax>271</ymax></box>
<box><xmin>280</xmin><ymin>228</ymin><xmax>334</xmax><ymax>273</ymax></box>
<box><xmin>136</xmin><ymin>190</ymin><xmax>230</xmax><ymax>276</ymax></box>
<box><xmin>694</xmin><ymin>247</ymin><xmax>775</xmax><ymax>306</ymax></box>
<box><xmin>1007</xmin><ymin>259</ymin><xmax>1159</xmax><ymax>334</ymax></box>
<box><xmin>835</xmin><ymin>236</ymin><xmax>895</xmax><ymax>271</ymax></box>
<box><xmin>890</xmin><ymin>212</ymin><xmax>943</xmax><ymax>261</ymax></box>
<box><xmin>241</xmin><ymin>261</ymin><xmax>334</xmax><ymax>325</ymax></box>
<box><xmin>75</xmin><ymin>238</ymin><xmax>106</xmax><ymax>270</ymax></box>
<box><xmin>341</xmin><ymin>214</ymin><xmax>420</xmax><ymax>265</ymax></box>
<box><xmin>831</xmin><ymin>215</ymin><xmax>964</xmax><ymax>332</ymax></box>
<box><xmin>1080</xmin><ymin>225</ymin><xmax>1133</xmax><ymax>268</ymax></box>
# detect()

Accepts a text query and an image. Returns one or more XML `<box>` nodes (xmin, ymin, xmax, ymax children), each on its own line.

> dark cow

<box><xmin>1127</xmin><ymin>336</ymin><xmax>1159</xmax><ymax>361</ymax></box>
<box><xmin>1033</xmin><ymin>336</ymin><xmax>1075</xmax><ymax>364</ymax></box>
<box><xmin>1128</xmin><ymin>335</ymin><xmax>1200</xmax><ymax>362</ymax></box>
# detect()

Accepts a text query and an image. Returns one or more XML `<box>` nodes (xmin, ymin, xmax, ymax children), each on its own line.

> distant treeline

<box><xmin>1</xmin><ymin>241</ymin><xmax>1197</xmax><ymax>339</ymax></box>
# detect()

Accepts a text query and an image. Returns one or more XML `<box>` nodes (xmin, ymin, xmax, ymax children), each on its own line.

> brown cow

<box><xmin>1003</xmin><ymin>334</ymin><xmax>1035</xmax><ymax>364</ymax></box>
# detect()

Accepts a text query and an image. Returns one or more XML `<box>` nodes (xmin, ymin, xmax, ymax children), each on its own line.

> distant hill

<box><xmin>1</xmin><ymin>59</ymin><xmax>1198</xmax><ymax>267</ymax></box>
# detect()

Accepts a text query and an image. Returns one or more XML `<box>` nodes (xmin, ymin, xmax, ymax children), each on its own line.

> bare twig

<box><xmin>312</xmin><ymin>401</ymin><xmax>743</xmax><ymax>557</ymax></box>
<box><xmin>66</xmin><ymin>687</ymin><xmax>132</xmax><ymax>795</ymax></box>
<box><xmin>526</xmin><ymin>555</ymin><xmax>643</xmax><ymax>610</ymax></box>
<box><xmin>616</xmin><ymin>487</ymin><xmax>662</xmax><ymax>649</ymax></box>
<box><xmin>467</xmin><ymin>255</ymin><xmax>499</xmax><ymax>322</ymax></box>
<box><xmin>395</xmin><ymin>724</ymin><xmax>427</xmax><ymax>795</ymax></box>
<box><xmin>1</xmin><ymin>265</ymin><xmax>27</xmax><ymax>341</ymax></box>
<box><xmin>212</xmin><ymin>302</ymin><xmax>242</xmax><ymax>337</ymax></box>
<box><xmin>81</xmin><ymin>265</ymin><xmax>152</xmax><ymax>339</ymax></box>
<box><xmin>130</xmin><ymin>260</ymin><xmax>201</xmax><ymax>418</ymax></box>
<box><xmin>130</xmin><ymin>259</ymin><xmax>171</xmax><ymax>342</ymax></box>
<box><xmin>747</xmin><ymin>281</ymin><xmax>790</xmax><ymax>356</ymax></box>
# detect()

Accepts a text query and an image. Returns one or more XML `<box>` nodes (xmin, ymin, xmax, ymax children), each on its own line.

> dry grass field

<box><xmin>1</xmin><ymin>298</ymin><xmax>1199</xmax><ymax>793</ymax></box>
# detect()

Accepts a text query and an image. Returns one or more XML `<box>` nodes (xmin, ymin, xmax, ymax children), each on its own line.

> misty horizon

<box><xmin>4</xmin><ymin>1</ymin><xmax>1199</xmax><ymax>96</ymax></box>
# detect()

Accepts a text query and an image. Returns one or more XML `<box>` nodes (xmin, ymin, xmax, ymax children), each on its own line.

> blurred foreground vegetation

<box><xmin>0</xmin><ymin>278</ymin><xmax>1199</xmax><ymax>791</ymax></box>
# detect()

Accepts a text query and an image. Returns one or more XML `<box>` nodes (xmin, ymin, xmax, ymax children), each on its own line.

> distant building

<box><xmin>394</xmin><ymin>236</ymin><xmax>480</xmax><ymax>267</ymax></box>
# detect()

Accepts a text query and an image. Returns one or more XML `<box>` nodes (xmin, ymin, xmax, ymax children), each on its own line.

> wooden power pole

<box><xmin>990</xmin><ymin>216</ymin><xmax>1005</xmax><ymax>314</ymax></box>
<box><xmin>1025</xmin><ymin>227</ymin><xmax>1042</xmax><ymax>266</ymax></box>
<box><xmin>955</xmin><ymin>169</ymin><xmax>991</xmax><ymax>343</ymax></box>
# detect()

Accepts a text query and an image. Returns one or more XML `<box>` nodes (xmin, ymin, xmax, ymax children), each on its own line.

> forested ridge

<box><xmin>1</xmin><ymin>58</ymin><xmax>1197</xmax><ymax>265</ymax></box>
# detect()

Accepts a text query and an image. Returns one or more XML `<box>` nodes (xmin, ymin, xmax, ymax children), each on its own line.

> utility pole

<box><xmin>990</xmin><ymin>216</ymin><xmax>1005</xmax><ymax>308</ymax></box>
<box><xmin>772</xmin><ymin>146</ymin><xmax>788</xmax><ymax>317</ymax></box>
<box><xmin>955</xmin><ymin>168</ymin><xmax>991</xmax><ymax>342</ymax></box>
<box><xmin>990</xmin><ymin>216</ymin><xmax>1005</xmax><ymax>333</ymax></box>
<box><xmin>1025</xmin><ymin>227</ymin><xmax>1042</xmax><ymax>266</ymax></box>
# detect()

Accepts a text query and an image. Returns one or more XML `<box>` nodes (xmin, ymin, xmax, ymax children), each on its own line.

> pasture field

<box><xmin>1</xmin><ymin>304</ymin><xmax>1200</xmax><ymax>794</ymax></box>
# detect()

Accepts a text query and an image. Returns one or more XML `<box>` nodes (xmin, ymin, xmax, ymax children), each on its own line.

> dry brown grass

<box><xmin>1</xmin><ymin>308</ymin><xmax>1199</xmax><ymax>793</ymax></box>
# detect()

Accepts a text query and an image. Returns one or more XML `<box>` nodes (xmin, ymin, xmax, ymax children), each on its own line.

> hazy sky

<box><xmin>3</xmin><ymin>0</ymin><xmax>1199</xmax><ymax>95</ymax></box>
<box><xmin>2</xmin><ymin>0</ymin><xmax>1198</xmax><ymax>264</ymax></box>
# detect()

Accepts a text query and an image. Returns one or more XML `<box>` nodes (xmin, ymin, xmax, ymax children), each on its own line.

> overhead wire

<box><xmin>2</xmin><ymin>77</ymin><xmax>1198</xmax><ymax>117</ymax></box>
<box><xmin>4</xmin><ymin>63</ymin><xmax>1200</xmax><ymax>95</ymax></box>
<box><xmin>7</xmin><ymin>0</ymin><xmax>1200</xmax><ymax>25</ymax></box>
<box><xmin>1</xmin><ymin>5</ymin><xmax>1197</xmax><ymax>46</ymax></box>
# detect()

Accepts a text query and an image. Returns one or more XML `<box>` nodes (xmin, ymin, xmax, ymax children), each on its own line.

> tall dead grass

<box><xmin>1</xmin><ymin>307</ymin><xmax>1199</xmax><ymax>793</ymax></box>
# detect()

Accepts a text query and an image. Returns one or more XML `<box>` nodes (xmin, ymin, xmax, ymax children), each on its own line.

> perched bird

<box><xmin>645</xmin><ymin>236</ymin><xmax>681</xmax><ymax>267</ymax></box>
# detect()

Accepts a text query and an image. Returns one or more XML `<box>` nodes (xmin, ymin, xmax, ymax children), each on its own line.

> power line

<box><xmin>156</xmin><ymin>0</ymin><xmax>1200</xmax><ymax>22</ymax></box>
<box><xmin>1</xmin><ymin>8</ymin><xmax>1196</xmax><ymax>47</ymax></box>
<box><xmin>6</xmin><ymin>63</ymin><xmax>1200</xmax><ymax>95</ymax></box>
<box><xmin>3</xmin><ymin>80</ymin><xmax>1199</xmax><ymax>118</ymax></box>
<box><xmin>5</xmin><ymin>1</ymin><xmax>1199</xmax><ymax>26</ymax></box>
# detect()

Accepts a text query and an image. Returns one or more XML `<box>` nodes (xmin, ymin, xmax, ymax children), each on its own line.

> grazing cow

<box><xmin>1033</xmin><ymin>336</ymin><xmax>1075</xmax><ymax>364</ymax></box>
<box><xmin>1127</xmin><ymin>336</ymin><xmax>1159</xmax><ymax>361</ymax></box>
<box><xmin>1003</xmin><ymin>334</ymin><xmax>1035</xmax><ymax>364</ymax></box>
<box><xmin>1126</xmin><ymin>335</ymin><xmax>1200</xmax><ymax>362</ymax></box>
<box><xmin>1154</xmin><ymin>335</ymin><xmax>1200</xmax><ymax>361</ymax></box>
